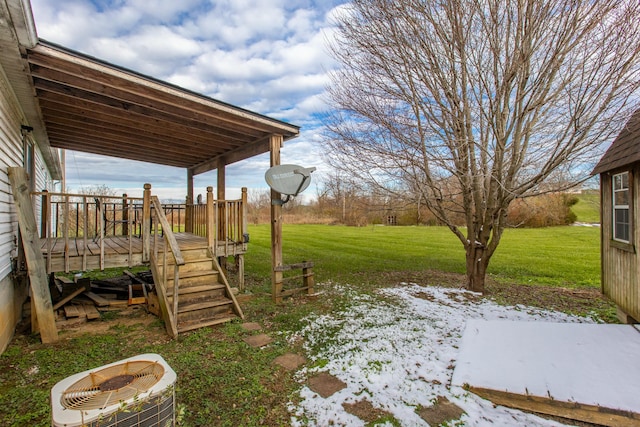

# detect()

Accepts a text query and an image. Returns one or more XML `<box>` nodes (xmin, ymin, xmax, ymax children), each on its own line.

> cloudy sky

<box><xmin>30</xmin><ymin>0</ymin><xmax>348</xmax><ymax>201</ymax></box>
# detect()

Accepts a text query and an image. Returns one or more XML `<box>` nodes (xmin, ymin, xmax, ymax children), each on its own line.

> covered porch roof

<box><xmin>26</xmin><ymin>40</ymin><xmax>300</xmax><ymax>176</ymax></box>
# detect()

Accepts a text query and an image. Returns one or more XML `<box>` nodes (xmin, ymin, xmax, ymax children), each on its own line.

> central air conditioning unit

<box><xmin>51</xmin><ymin>353</ymin><xmax>177</xmax><ymax>427</ymax></box>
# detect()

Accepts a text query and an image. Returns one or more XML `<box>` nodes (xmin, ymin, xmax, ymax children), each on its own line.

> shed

<box><xmin>592</xmin><ymin>109</ymin><xmax>640</xmax><ymax>323</ymax></box>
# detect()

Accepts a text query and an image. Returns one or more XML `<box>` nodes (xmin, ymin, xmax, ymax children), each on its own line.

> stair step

<box><xmin>166</xmin><ymin>284</ymin><xmax>225</xmax><ymax>297</ymax></box>
<box><xmin>164</xmin><ymin>269</ymin><xmax>218</xmax><ymax>281</ymax></box>
<box><xmin>177</xmin><ymin>297</ymin><xmax>233</xmax><ymax>314</ymax></box>
<box><xmin>178</xmin><ymin>313</ymin><xmax>239</xmax><ymax>333</ymax></box>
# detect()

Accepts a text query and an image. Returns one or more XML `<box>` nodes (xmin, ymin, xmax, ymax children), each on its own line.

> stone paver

<box><xmin>308</xmin><ymin>372</ymin><xmax>346</xmax><ymax>398</ymax></box>
<box><xmin>273</xmin><ymin>353</ymin><xmax>306</xmax><ymax>371</ymax></box>
<box><xmin>243</xmin><ymin>333</ymin><xmax>273</xmax><ymax>348</ymax></box>
<box><xmin>417</xmin><ymin>396</ymin><xmax>465</xmax><ymax>426</ymax></box>
<box><xmin>241</xmin><ymin>322</ymin><xmax>262</xmax><ymax>332</ymax></box>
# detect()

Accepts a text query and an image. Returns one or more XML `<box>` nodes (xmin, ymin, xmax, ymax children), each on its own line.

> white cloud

<box><xmin>30</xmin><ymin>0</ymin><xmax>347</xmax><ymax>198</ymax></box>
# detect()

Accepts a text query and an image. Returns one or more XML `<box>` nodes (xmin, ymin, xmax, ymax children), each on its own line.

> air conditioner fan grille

<box><xmin>60</xmin><ymin>360</ymin><xmax>165</xmax><ymax>411</ymax></box>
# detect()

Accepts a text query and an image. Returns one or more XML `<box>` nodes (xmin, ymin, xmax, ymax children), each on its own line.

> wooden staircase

<box><xmin>147</xmin><ymin>195</ymin><xmax>243</xmax><ymax>338</ymax></box>
<box><xmin>164</xmin><ymin>245</ymin><xmax>243</xmax><ymax>333</ymax></box>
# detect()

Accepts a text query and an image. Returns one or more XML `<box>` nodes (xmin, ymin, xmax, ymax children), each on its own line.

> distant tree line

<box><xmin>246</xmin><ymin>173</ymin><xmax>586</xmax><ymax>228</ymax></box>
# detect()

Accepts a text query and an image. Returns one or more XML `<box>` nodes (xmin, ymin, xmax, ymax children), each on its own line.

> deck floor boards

<box><xmin>40</xmin><ymin>233</ymin><xmax>244</xmax><ymax>272</ymax></box>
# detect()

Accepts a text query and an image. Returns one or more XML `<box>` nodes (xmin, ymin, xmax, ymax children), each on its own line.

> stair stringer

<box><xmin>209</xmin><ymin>247</ymin><xmax>245</xmax><ymax>320</ymax></box>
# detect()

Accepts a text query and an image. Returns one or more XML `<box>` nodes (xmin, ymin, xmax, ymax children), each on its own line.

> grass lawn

<box><xmin>245</xmin><ymin>224</ymin><xmax>601</xmax><ymax>289</ymax></box>
<box><xmin>0</xmin><ymin>224</ymin><xmax>612</xmax><ymax>426</ymax></box>
<box><xmin>572</xmin><ymin>190</ymin><xmax>600</xmax><ymax>223</ymax></box>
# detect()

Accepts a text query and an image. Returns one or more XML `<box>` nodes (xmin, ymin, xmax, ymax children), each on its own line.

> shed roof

<box><xmin>592</xmin><ymin>109</ymin><xmax>640</xmax><ymax>175</ymax></box>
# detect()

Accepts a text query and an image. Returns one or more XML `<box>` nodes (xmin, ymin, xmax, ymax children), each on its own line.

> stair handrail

<box><xmin>149</xmin><ymin>195</ymin><xmax>184</xmax><ymax>338</ymax></box>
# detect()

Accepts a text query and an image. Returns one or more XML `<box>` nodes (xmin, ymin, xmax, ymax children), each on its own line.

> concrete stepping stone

<box><xmin>241</xmin><ymin>322</ymin><xmax>262</xmax><ymax>332</ymax></box>
<box><xmin>273</xmin><ymin>353</ymin><xmax>306</xmax><ymax>371</ymax></box>
<box><xmin>417</xmin><ymin>396</ymin><xmax>465</xmax><ymax>426</ymax></box>
<box><xmin>243</xmin><ymin>333</ymin><xmax>273</xmax><ymax>348</ymax></box>
<box><xmin>308</xmin><ymin>372</ymin><xmax>346</xmax><ymax>398</ymax></box>
<box><xmin>343</xmin><ymin>399</ymin><xmax>394</xmax><ymax>424</ymax></box>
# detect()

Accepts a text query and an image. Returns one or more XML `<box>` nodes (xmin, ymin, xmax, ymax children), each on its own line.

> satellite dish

<box><xmin>265</xmin><ymin>164</ymin><xmax>316</xmax><ymax>204</ymax></box>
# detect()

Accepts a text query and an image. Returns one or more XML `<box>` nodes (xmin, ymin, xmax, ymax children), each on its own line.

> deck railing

<box><xmin>32</xmin><ymin>184</ymin><xmax>248</xmax><ymax>272</ymax></box>
<box><xmin>148</xmin><ymin>195</ymin><xmax>183</xmax><ymax>338</ymax></box>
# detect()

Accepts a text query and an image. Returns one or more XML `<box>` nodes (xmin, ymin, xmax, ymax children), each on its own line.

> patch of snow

<box><xmin>289</xmin><ymin>283</ymin><xmax>596</xmax><ymax>426</ymax></box>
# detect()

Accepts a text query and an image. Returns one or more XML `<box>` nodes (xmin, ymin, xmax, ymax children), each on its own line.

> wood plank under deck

<box><xmin>40</xmin><ymin>233</ymin><xmax>246</xmax><ymax>273</ymax></box>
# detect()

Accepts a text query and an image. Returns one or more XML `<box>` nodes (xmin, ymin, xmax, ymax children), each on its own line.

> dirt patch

<box><xmin>342</xmin><ymin>399</ymin><xmax>394</xmax><ymax>423</ymax></box>
<box><xmin>308</xmin><ymin>372</ymin><xmax>347</xmax><ymax>398</ymax></box>
<box><xmin>485</xmin><ymin>281</ymin><xmax>616</xmax><ymax>322</ymax></box>
<box><xmin>54</xmin><ymin>305</ymin><xmax>163</xmax><ymax>340</ymax></box>
<box><xmin>417</xmin><ymin>396</ymin><xmax>465</xmax><ymax>426</ymax></box>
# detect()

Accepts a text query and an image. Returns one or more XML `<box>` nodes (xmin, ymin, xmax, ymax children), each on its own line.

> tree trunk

<box><xmin>466</xmin><ymin>245</ymin><xmax>489</xmax><ymax>293</ymax></box>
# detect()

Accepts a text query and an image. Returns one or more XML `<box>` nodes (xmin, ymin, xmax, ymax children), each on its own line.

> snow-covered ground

<box><xmin>288</xmin><ymin>283</ymin><xmax>598</xmax><ymax>426</ymax></box>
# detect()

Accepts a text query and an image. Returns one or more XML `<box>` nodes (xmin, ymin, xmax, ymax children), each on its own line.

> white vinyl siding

<box><xmin>0</xmin><ymin>66</ymin><xmax>24</xmax><ymax>280</ymax></box>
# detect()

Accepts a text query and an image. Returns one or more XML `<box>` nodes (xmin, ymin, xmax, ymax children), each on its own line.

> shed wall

<box><xmin>600</xmin><ymin>170</ymin><xmax>640</xmax><ymax>321</ymax></box>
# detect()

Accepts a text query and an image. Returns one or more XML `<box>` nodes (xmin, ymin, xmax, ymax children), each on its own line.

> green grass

<box><xmin>0</xmin><ymin>224</ymin><xmax>610</xmax><ymax>426</ymax></box>
<box><xmin>244</xmin><ymin>224</ymin><xmax>600</xmax><ymax>289</ymax></box>
<box><xmin>572</xmin><ymin>191</ymin><xmax>600</xmax><ymax>223</ymax></box>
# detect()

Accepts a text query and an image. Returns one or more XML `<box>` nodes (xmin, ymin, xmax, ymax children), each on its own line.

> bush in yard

<box><xmin>507</xmin><ymin>193</ymin><xmax>578</xmax><ymax>228</ymax></box>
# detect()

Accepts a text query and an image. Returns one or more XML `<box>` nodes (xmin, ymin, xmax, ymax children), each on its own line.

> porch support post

<box><xmin>270</xmin><ymin>134</ymin><xmax>284</xmax><ymax>303</ymax></box>
<box><xmin>142</xmin><ymin>183</ymin><xmax>151</xmax><ymax>263</ymax></box>
<box><xmin>238</xmin><ymin>187</ymin><xmax>248</xmax><ymax>292</ymax></box>
<box><xmin>186</xmin><ymin>168</ymin><xmax>194</xmax><ymax>233</ymax></box>
<box><xmin>217</xmin><ymin>158</ymin><xmax>225</xmax><ymax>200</ymax></box>
<box><xmin>217</xmin><ymin>158</ymin><xmax>226</xmax><ymax>241</ymax></box>
<box><xmin>206</xmin><ymin>186</ymin><xmax>215</xmax><ymax>252</ymax></box>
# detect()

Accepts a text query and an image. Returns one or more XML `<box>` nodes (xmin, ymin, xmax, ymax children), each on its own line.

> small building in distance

<box><xmin>592</xmin><ymin>109</ymin><xmax>640</xmax><ymax>323</ymax></box>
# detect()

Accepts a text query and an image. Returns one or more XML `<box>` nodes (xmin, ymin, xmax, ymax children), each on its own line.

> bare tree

<box><xmin>324</xmin><ymin>0</ymin><xmax>640</xmax><ymax>292</ymax></box>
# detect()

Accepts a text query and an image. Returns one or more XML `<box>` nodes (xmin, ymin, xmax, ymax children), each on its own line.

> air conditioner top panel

<box><xmin>51</xmin><ymin>353</ymin><xmax>176</xmax><ymax>427</ymax></box>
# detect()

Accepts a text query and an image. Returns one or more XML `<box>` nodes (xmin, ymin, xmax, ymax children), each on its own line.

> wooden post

<box><xmin>206</xmin><ymin>186</ymin><xmax>215</xmax><ymax>252</ymax></box>
<box><xmin>237</xmin><ymin>187</ymin><xmax>248</xmax><ymax>292</ymax></box>
<box><xmin>40</xmin><ymin>190</ymin><xmax>49</xmax><ymax>238</ymax></box>
<box><xmin>142</xmin><ymin>183</ymin><xmax>151</xmax><ymax>263</ymax></box>
<box><xmin>63</xmin><ymin>194</ymin><xmax>69</xmax><ymax>272</ymax></box>
<box><xmin>303</xmin><ymin>264</ymin><xmax>315</xmax><ymax>295</ymax></box>
<box><xmin>122</xmin><ymin>193</ymin><xmax>129</xmax><ymax>236</ymax></box>
<box><xmin>270</xmin><ymin>134</ymin><xmax>284</xmax><ymax>303</ymax></box>
<box><xmin>217</xmin><ymin>159</ymin><xmax>226</xmax><ymax>250</ymax></box>
<box><xmin>7</xmin><ymin>167</ymin><xmax>58</xmax><ymax>343</ymax></box>
<box><xmin>186</xmin><ymin>168</ymin><xmax>193</xmax><ymax>233</ymax></box>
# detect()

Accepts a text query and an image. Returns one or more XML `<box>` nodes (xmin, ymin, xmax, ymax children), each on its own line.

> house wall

<box><xmin>0</xmin><ymin>61</ymin><xmax>53</xmax><ymax>354</ymax></box>
<box><xmin>600</xmin><ymin>169</ymin><xmax>640</xmax><ymax>322</ymax></box>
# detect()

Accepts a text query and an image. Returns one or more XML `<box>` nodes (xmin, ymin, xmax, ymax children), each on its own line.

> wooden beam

<box><xmin>468</xmin><ymin>386</ymin><xmax>640</xmax><ymax>427</ymax></box>
<box><xmin>270</xmin><ymin>134</ymin><xmax>284</xmax><ymax>303</ymax></box>
<box><xmin>191</xmin><ymin>136</ymin><xmax>271</xmax><ymax>175</ymax></box>
<box><xmin>7</xmin><ymin>168</ymin><xmax>58</xmax><ymax>343</ymax></box>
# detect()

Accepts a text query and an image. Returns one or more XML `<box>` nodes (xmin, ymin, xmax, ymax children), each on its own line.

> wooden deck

<box><xmin>41</xmin><ymin>233</ymin><xmax>246</xmax><ymax>273</ymax></box>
